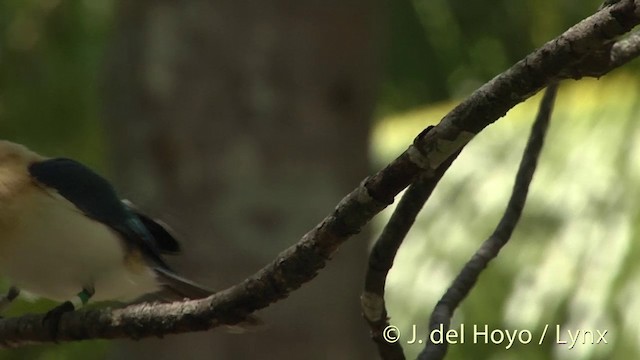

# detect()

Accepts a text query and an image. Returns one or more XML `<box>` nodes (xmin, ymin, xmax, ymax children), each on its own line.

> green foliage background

<box><xmin>0</xmin><ymin>0</ymin><xmax>638</xmax><ymax>359</ymax></box>
<box><xmin>0</xmin><ymin>0</ymin><xmax>108</xmax><ymax>167</ymax></box>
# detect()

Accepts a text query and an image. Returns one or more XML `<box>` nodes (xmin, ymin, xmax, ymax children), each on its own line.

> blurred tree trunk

<box><xmin>103</xmin><ymin>1</ymin><xmax>378</xmax><ymax>359</ymax></box>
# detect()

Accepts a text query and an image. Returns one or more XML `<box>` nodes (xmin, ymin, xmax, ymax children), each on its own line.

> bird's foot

<box><xmin>43</xmin><ymin>301</ymin><xmax>75</xmax><ymax>341</ymax></box>
<box><xmin>0</xmin><ymin>286</ymin><xmax>20</xmax><ymax>315</ymax></box>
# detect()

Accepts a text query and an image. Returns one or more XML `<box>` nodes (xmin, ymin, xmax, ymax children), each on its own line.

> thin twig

<box><xmin>361</xmin><ymin>134</ymin><xmax>460</xmax><ymax>360</ymax></box>
<box><xmin>611</xmin><ymin>31</ymin><xmax>640</xmax><ymax>67</ymax></box>
<box><xmin>419</xmin><ymin>83</ymin><xmax>559</xmax><ymax>360</ymax></box>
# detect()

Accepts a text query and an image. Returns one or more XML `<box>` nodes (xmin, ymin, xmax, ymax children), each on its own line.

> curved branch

<box><xmin>419</xmin><ymin>83</ymin><xmax>558</xmax><ymax>360</ymax></box>
<box><xmin>361</xmin><ymin>142</ymin><xmax>460</xmax><ymax>360</ymax></box>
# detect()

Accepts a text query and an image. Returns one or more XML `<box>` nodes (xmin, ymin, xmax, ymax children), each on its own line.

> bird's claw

<box><xmin>43</xmin><ymin>301</ymin><xmax>75</xmax><ymax>341</ymax></box>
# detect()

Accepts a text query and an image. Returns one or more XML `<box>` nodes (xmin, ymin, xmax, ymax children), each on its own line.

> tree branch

<box><xmin>418</xmin><ymin>82</ymin><xmax>558</xmax><ymax>360</ymax></box>
<box><xmin>0</xmin><ymin>1</ymin><xmax>639</xmax><ymax>346</ymax></box>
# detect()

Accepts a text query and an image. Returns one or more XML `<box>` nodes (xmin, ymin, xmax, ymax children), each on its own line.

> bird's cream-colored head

<box><xmin>0</xmin><ymin>141</ymin><xmax>43</xmax><ymax>166</ymax></box>
<box><xmin>0</xmin><ymin>141</ymin><xmax>44</xmax><ymax>200</ymax></box>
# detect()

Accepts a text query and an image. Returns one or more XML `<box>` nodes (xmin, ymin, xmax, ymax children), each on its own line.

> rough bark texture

<box><xmin>103</xmin><ymin>0</ymin><xmax>377</xmax><ymax>359</ymax></box>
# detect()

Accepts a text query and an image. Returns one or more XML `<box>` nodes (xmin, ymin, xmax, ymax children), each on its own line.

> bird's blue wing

<box><xmin>28</xmin><ymin>158</ymin><xmax>172</xmax><ymax>269</ymax></box>
<box><xmin>124</xmin><ymin>201</ymin><xmax>181</xmax><ymax>254</ymax></box>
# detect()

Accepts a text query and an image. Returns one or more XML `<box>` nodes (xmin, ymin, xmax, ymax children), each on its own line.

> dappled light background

<box><xmin>1</xmin><ymin>0</ymin><xmax>639</xmax><ymax>359</ymax></box>
<box><xmin>373</xmin><ymin>75</ymin><xmax>640</xmax><ymax>359</ymax></box>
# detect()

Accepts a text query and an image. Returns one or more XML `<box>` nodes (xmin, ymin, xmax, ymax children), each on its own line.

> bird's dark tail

<box><xmin>152</xmin><ymin>267</ymin><xmax>263</xmax><ymax>331</ymax></box>
<box><xmin>153</xmin><ymin>267</ymin><xmax>213</xmax><ymax>300</ymax></box>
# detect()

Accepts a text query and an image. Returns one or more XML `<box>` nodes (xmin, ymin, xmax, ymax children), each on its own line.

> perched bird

<box><xmin>0</xmin><ymin>140</ymin><xmax>214</xmax><ymax>326</ymax></box>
